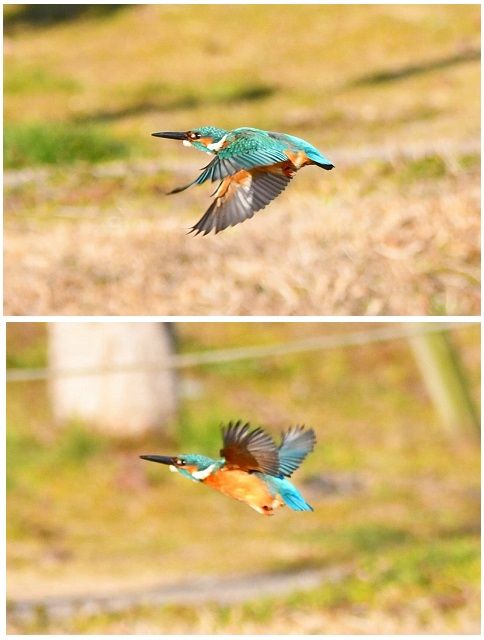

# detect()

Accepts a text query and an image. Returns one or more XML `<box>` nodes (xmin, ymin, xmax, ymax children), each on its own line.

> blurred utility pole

<box><xmin>408</xmin><ymin>325</ymin><xmax>479</xmax><ymax>439</ymax></box>
<box><xmin>48</xmin><ymin>323</ymin><xmax>178</xmax><ymax>437</ymax></box>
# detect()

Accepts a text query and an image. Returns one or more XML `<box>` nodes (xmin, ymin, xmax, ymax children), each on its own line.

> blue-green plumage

<box><xmin>256</xmin><ymin>473</ymin><xmax>314</xmax><ymax>512</ymax></box>
<box><xmin>268</xmin><ymin>131</ymin><xmax>334</xmax><ymax>169</ymax></box>
<box><xmin>151</xmin><ymin>125</ymin><xmax>334</xmax><ymax>235</ymax></box>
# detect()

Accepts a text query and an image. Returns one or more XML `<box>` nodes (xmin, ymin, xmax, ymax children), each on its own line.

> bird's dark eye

<box><xmin>177</xmin><ymin>459</ymin><xmax>186</xmax><ymax>466</ymax></box>
<box><xmin>188</xmin><ymin>132</ymin><xmax>201</xmax><ymax>140</ymax></box>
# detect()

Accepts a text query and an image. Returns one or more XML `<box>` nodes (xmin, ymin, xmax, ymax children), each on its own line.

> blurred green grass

<box><xmin>6</xmin><ymin>323</ymin><xmax>480</xmax><ymax>632</ymax></box>
<box><xmin>4</xmin><ymin>122</ymin><xmax>133</xmax><ymax>168</ymax></box>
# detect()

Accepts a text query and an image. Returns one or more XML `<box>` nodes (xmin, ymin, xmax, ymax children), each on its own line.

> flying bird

<box><xmin>140</xmin><ymin>421</ymin><xmax>316</xmax><ymax>515</ymax></box>
<box><xmin>152</xmin><ymin>126</ymin><xmax>334</xmax><ymax>235</ymax></box>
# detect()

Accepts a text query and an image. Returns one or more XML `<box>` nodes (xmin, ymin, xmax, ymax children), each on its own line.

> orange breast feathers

<box><xmin>203</xmin><ymin>468</ymin><xmax>283</xmax><ymax>512</ymax></box>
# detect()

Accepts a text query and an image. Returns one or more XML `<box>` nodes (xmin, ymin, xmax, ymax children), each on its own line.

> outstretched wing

<box><xmin>196</xmin><ymin>129</ymin><xmax>290</xmax><ymax>184</ymax></box>
<box><xmin>220</xmin><ymin>421</ymin><xmax>281</xmax><ymax>477</ymax></box>
<box><xmin>278</xmin><ymin>426</ymin><xmax>316</xmax><ymax>477</ymax></box>
<box><xmin>189</xmin><ymin>167</ymin><xmax>292</xmax><ymax>236</ymax></box>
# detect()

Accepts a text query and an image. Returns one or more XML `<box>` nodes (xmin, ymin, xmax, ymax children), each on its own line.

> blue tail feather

<box><xmin>282</xmin><ymin>133</ymin><xmax>334</xmax><ymax>169</ymax></box>
<box><xmin>259</xmin><ymin>474</ymin><xmax>314</xmax><ymax>512</ymax></box>
<box><xmin>280</xmin><ymin>486</ymin><xmax>314</xmax><ymax>511</ymax></box>
<box><xmin>306</xmin><ymin>151</ymin><xmax>334</xmax><ymax>170</ymax></box>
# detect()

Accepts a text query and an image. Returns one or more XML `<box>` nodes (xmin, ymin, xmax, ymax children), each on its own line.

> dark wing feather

<box><xmin>189</xmin><ymin>170</ymin><xmax>292</xmax><ymax>236</ymax></box>
<box><xmin>278</xmin><ymin>426</ymin><xmax>316</xmax><ymax>477</ymax></box>
<box><xmin>220</xmin><ymin>421</ymin><xmax>281</xmax><ymax>477</ymax></box>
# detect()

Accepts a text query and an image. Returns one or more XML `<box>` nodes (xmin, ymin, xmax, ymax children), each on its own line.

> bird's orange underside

<box><xmin>203</xmin><ymin>468</ymin><xmax>284</xmax><ymax>514</ymax></box>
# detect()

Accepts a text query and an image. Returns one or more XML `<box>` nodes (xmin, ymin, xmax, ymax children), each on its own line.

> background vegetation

<box><xmin>6</xmin><ymin>322</ymin><xmax>480</xmax><ymax>633</ymax></box>
<box><xmin>4</xmin><ymin>4</ymin><xmax>480</xmax><ymax>315</ymax></box>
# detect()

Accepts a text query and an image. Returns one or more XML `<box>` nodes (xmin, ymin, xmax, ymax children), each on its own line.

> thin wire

<box><xmin>5</xmin><ymin>322</ymin><xmax>476</xmax><ymax>383</ymax></box>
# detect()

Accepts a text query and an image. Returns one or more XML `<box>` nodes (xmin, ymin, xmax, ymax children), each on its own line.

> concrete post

<box><xmin>48</xmin><ymin>323</ymin><xmax>178</xmax><ymax>436</ymax></box>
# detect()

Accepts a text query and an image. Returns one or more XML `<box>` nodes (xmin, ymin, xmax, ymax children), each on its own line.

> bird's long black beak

<box><xmin>151</xmin><ymin>131</ymin><xmax>187</xmax><ymax>140</ymax></box>
<box><xmin>140</xmin><ymin>454</ymin><xmax>177</xmax><ymax>465</ymax></box>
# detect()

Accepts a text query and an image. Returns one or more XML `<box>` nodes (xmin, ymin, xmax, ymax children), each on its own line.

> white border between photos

<box><xmin>4</xmin><ymin>316</ymin><xmax>481</xmax><ymax>323</ymax></box>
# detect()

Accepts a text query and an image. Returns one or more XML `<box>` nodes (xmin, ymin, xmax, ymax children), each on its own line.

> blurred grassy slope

<box><xmin>6</xmin><ymin>323</ymin><xmax>480</xmax><ymax>633</ymax></box>
<box><xmin>3</xmin><ymin>5</ymin><xmax>480</xmax><ymax>165</ymax></box>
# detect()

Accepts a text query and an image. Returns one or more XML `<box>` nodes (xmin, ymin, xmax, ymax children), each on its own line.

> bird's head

<box><xmin>151</xmin><ymin>126</ymin><xmax>228</xmax><ymax>153</ymax></box>
<box><xmin>140</xmin><ymin>453</ymin><xmax>218</xmax><ymax>481</ymax></box>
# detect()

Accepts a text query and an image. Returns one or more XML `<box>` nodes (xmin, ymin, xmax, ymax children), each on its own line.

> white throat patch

<box><xmin>192</xmin><ymin>464</ymin><xmax>215</xmax><ymax>480</ymax></box>
<box><xmin>182</xmin><ymin>140</ymin><xmax>192</xmax><ymax>147</ymax></box>
<box><xmin>207</xmin><ymin>134</ymin><xmax>228</xmax><ymax>152</ymax></box>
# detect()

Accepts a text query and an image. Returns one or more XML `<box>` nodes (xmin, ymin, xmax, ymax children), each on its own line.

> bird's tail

<box><xmin>262</xmin><ymin>475</ymin><xmax>314</xmax><ymax>512</ymax></box>
<box><xmin>280</xmin><ymin>485</ymin><xmax>314</xmax><ymax>511</ymax></box>
<box><xmin>281</xmin><ymin>133</ymin><xmax>334</xmax><ymax>170</ymax></box>
<box><xmin>311</xmin><ymin>159</ymin><xmax>334</xmax><ymax>170</ymax></box>
<box><xmin>306</xmin><ymin>150</ymin><xmax>334</xmax><ymax>170</ymax></box>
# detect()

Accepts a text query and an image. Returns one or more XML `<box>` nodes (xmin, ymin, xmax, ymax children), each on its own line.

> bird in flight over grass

<box><xmin>152</xmin><ymin>126</ymin><xmax>334</xmax><ymax>235</ymax></box>
<box><xmin>140</xmin><ymin>421</ymin><xmax>316</xmax><ymax>515</ymax></box>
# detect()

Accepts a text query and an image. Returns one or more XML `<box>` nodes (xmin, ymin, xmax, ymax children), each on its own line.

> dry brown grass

<box><xmin>4</xmin><ymin>163</ymin><xmax>479</xmax><ymax>316</ymax></box>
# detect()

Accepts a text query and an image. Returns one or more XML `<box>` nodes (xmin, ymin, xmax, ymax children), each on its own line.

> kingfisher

<box><xmin>152</xmin><ymin>126</ymin><xmax>334</xmax><ymax>235</ymax></box>
<box><xmin>140</xmin><ymin>421</ymin><xmax>316</xmax><ymax>515</ymax></box>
